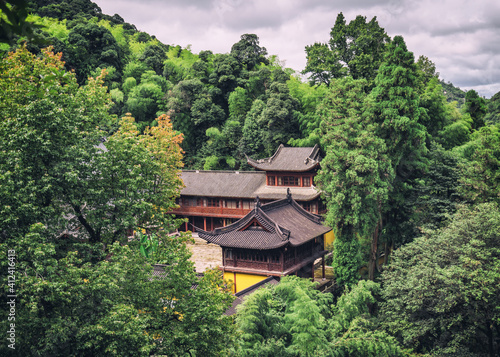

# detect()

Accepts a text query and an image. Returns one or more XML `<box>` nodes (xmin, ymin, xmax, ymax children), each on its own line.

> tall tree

<box><xmin>0</xmin><ymin>46</ymin><xmax>110</xmax><ymax>241</ymax></box>
<box><xmin>230</xmin><ymin>33</ymin><xmax>268</xmax><ymax>70</ymax></box>
<box><xmin>303</xmin><ymin>13</ymin><xmax>390</xmax><ymax>86</ymax></box>
<box><xmin>315</xmin><ymin>77</ymin><xmax>392</xmax><ymax>286</ymax></box>
<box><xmin>233</xmin><ymin>276</ymin><xmax>331</xmax><ymax>357</ymax></box>
<box><xmin>463</xmin><ymin>89</ymin><xmax>487</xmax><ymax>130</ymax></box>
<box><xmin>362</xmin><ymin>36</ymin><xmax>428</xmax><ymax>278</ymax></box>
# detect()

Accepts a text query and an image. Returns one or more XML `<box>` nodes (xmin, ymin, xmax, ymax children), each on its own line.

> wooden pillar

<box><xmin>322</xmin><ymin>256</ymin><xmax>326</xmax><ymax>280</ymax></box>
<box><xmin>311</xmin><ymin>262</ymin><xmax>315</xmax><ymax>281</ymax></box>
<box><xmin>203</xmin><ymin>217</ymin><xmax>207</xmax><ymax>231</ymax></box>
<box><xmin>211</xmin><ymin>217</ymin><xmax>214</xmax><ymax>231</ymax></box>
<box><xmin>185</xmin><ymin>219</ymin><xmax>188</xmax><ymax>232</ymax></box>
<box><xmin>280</xmin><ymin>250</ymin><xmax>284</xmax><ymax>272</ymax></box>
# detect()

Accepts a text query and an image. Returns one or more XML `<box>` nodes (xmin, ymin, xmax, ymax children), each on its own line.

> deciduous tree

<box><xmin>381</xmin><ymin>203</ymin><xmax>500</xmax><ymax>356</ymax></box>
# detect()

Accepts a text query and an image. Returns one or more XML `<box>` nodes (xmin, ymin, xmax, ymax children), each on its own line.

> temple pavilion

<box><xmin>196</xmin><ymin>190</ymin><xmax>333</xmax><ymax>293</ymax></box>
<box><xmin>172</xmin><ymin>144</ymin><xmax>325</xmax><ymax>232</ymax></box>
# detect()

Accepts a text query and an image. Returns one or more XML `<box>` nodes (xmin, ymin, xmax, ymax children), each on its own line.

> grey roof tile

<box><xmin>247</xmin><ymin>144</ymin><xmax>321</xmax><ymax>172</ymax></box>
<box><xmin>180</xmin><ymin>170</ymin><xmax>265</xmax><ymax>198</ymax></box>
<box><xmin>197</xmin><ymin>195</ymin><xmax>331</xmax><ymax>250</ymax></box>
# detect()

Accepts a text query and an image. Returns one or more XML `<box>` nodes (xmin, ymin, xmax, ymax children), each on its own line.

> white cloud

<box><xmin>94</xmin><ymin>0</ymin><xmax>500</xmax><ymax>98</ymax></box>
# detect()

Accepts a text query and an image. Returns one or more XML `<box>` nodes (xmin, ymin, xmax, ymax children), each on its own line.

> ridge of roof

<box><xmin>268</xmin><ymin>143</ymin><xmax>284</xmax><ymax>164</ymax></box>
<box><xmin>182</xmin><ymin>169</ymin><xmax>264</xmax><ymax>175</ymax></box>
<box><xmin>306</xmin><ymin>145</ymin><xmax>320</xmax><ymax>163</ymax></box>
<box><xmin>260</xmin><ymin>191</ymin><xmax>324</xmax><ymax>225</ymax></box>
<box><xmin>196</xmin><ymin>203</ymin><xmax>290</xmax><ymax>241</ymax></box>
<box><xmin>246</xmin><ymin>144</ymin><xmax>321</xmax><ymax>172</ymax></box>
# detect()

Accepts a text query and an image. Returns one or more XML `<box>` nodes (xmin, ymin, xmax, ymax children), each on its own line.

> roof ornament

<box><xmin>287</xmin><ymin>188</ymin><xmax>292</xmax><ymax>202</ymax></box>
<box><xmin>255</xmin><ymin>196</ymin><xmax>261</xmax><ymax>210</ymax></box>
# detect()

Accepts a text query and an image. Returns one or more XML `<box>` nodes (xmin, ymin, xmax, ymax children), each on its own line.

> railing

<box><xmin>225</xmin><ymin>258</ymin><xmax>283</xmax><ymax>272</ymax></box>
<box><xmin>171</xmin><ymin>205</ymin><xmax>252</xmax><ymax>218</ymax></box>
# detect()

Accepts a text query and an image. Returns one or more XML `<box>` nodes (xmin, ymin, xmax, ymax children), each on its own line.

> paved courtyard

<box><xmin>187</xmin><ymin>234</ymin><xmax>222</xmax><ymax>273</ymax></box>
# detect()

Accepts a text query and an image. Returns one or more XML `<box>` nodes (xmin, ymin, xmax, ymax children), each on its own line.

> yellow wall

<box><xmin>324</xmin><ymin>230</ymin><xmax>335</xmax><ymax>248</ymax></box>
<box><xmin>223</xmin><ymin>271</ymin><xmax>268</xmax><ymax>294</ymax></box>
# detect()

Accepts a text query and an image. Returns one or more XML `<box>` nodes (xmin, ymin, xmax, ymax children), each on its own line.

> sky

<box><xmin>93</xmin><ymin>0</ymin><xmax>500</xmax><ymax>98</ymax></box>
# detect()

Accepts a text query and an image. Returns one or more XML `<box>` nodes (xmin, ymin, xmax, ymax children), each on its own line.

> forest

<box><xmin>0</xmin><ymin>0</ymin><xmax>499</xmax><ymax>356</ymax></box>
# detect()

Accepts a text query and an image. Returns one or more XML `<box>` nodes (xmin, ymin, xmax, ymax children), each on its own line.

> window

<box><xmin>303</xmin><ymin>177</ymin><xmax>311</xmax><ymax>187</ymax></box>
<box><xmin>242</xmin><ymin>200</ymin><xmax>254</xmax><ymax>210</ymax></box>
<box><xmin>225</xmin><ymin>200</ymin><xmax>240</xmax><ymax>209</ymax></box>
<box><xmin>268</xmin><ymin>176</ymin><xmax>275</xmax><ymax>186</ymax></box>
<box><xmin>181</xmin><ymin>197</ymin><xmax>194</xmax><ymax>206</ymax></box>
<box><xmin>196</xmin><ymin>198</ymin><xmax>206</xmax><ymax>207</ymax></box>
<box><xmin>207</xmin><ymin>198</ymin><xmax>220</xmax><ymax>207</ymax></box>
<box><xmin>282</xmin><ymin>176</ymin><xmax>300</xmax><ymax>186</ymax></box>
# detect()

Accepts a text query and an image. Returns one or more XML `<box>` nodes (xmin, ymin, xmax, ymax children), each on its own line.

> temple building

<box><xmin>197</xmin><ymin>191</ymin><xmax>333</xmax><ymax>293</ymax></box>
<box><xmin>172</xmin><ymin>144</ymin><xmax>325</xmax><ymax>232</ymax></box>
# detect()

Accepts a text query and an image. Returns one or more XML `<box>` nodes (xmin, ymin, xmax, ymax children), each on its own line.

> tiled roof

<box><xmin>197</xmin><ymin>204</ymin><xmax>291</xmax><ymax>249</ymax></box>
<box><xmin>180</xmin><ymin>170</ymin><xmax>321</xmax><ymax>201</ymax></box>
<box><xmin>247</xmin><ymin>144</ymin><xmax>321</xmax><ymax>172</ymax></box>
<box><xmin>180</xmin><ymin>170</ymin><xmax>265</xmax><ymax>198</ymax></box>
<box><xmin>197</xmin><ymin>193</ymin><xmax>331</xmax><ymax>250</ymax></box>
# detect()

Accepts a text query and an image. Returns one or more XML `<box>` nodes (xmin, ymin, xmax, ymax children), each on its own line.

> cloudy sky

<box><xmin>93</xmin><ymin>0</ymin><xmax>500</xmax><ymax>98</ymax></box>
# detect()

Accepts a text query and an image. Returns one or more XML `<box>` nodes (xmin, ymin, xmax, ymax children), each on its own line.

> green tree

<box><xmin>233</xmin><ymin>276</ymin><xmax>331</xmax><ymax>357</ymax></box>
<box><xmin>139</xmin><ymin>43</ymin><xmax>168</xmax><ymax>75</ymax></box>
<box><xmin>0</xmin><ymin>46</ymin><xmax>111</xmax><ymax>241</ymax></box>
<box><xmin>125</xmin><ymin>70</ymin><xmax>170</xmax><ymax>126</ymax></box>
<box><xmin>260</xmin><ymin>82</ymin><xmax>301</xmax><ymax>154</ymax></box>
<box><xmin>381</xmin><ymin>203</ymin><xmax>500</xmax><ymax>356</ymax></box>
<box><xmin>411</xmin><ymin>143</ymin><xmax>461</xmax><ymax>231</ymax></box>
<box><xmin>484</xmin><ymin>91</ymin><xmax>500</xmax><ymax>124</ymax></box>
<box><xmin>230</xmin><ymin>33</ymin><xmax>268</xmax><ymax>70</ymax></box>
<box><xmin>363</xmin><ymin>36</ymin><xmax>428</xmax><ymax>279</ymax></box>
<box><xmin>456</xmin><ymin>124</ymin><xmax>500</xmax><ymax>205</ymax></box>
<box><xmin>463</xmin><ymin>89</ymin><xmax>487</xmax><ymax>130</ymax></box>
<box><xmin>233</xmin><ymin>277</ymin><xmax>410</xmax><ymax>356</ymax></box>
<box><xmin>328</xmin><ymin>280</ymin><xmax>411</xmax><ymax>357</ymax></box>
<box><xmin>0</xmin><ymin>224</ymin><xmax>234</xmax><ymax>356</ymax></box>
<box><xmin>0</xmin><ymin>0</ymin><xmax>43</xmax><ymax>45</ymax></box>
<box><xmin>315</xmin><ymin>77</ymin><xmax>392</xmax><ymax>286</ymax></box>
<box><xmin>239</xmin><ymin>99</ymin><xmax>267</xmax><ymax>159</ymax></box>
<box><xmin>287</xmin><ymin>76</ymin><xmax>328</xmax><ymax>147</ymax></box>
<box><xmin>303</xmin><ymin>13</ymin><xmax>390</xmax><ymax>86</ymax></box>
<box><xmin>65</xmin><ymin>22</ymin><xmax>125</xmax><ymax>83</ymax></box>
<box><xmin>0</xmin><ymin>47</ymin><xmax>184</xmax><ymax>245</ymax></box>
<box><xmin>419</xmin><ymin>77</ymin><xmax>450</xmax><ymax>138</ymax></box>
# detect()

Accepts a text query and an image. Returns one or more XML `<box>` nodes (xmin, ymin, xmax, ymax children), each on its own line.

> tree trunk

<box><xmin>368</xmin><ymin>203</ymin><xmax>382</xmax><ymax>281</ymax></box>
<box><xmin>368</xmin><ymin>225</ymin><xmax>378</xmax><ymax>281</ymax></box>
<box><xmin>73</xmin><ymin>204</ymin><xmax>100</xmax><ymax>243</ymax></box>
<box><xmin>383</xmin><ymin>242</ymin><xmax>390</xmax><ymax>265</ymax></box>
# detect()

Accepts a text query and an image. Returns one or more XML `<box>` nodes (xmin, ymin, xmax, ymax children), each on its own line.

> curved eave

<box><xmin>247</xmin><ymin>159</ymin><xmax>320</xmax><ymax>172</ymax></box>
